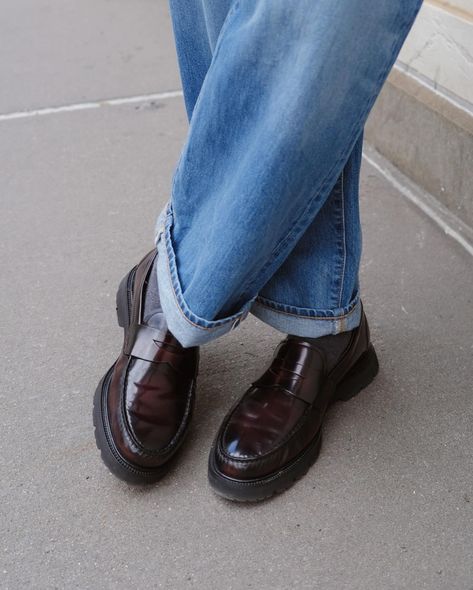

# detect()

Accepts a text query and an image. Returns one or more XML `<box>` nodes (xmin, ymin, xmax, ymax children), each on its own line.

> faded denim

<box><xmin>155</xmin><ymin>0</ymin><xmax>423</xmax><ymax>347</ymax></box>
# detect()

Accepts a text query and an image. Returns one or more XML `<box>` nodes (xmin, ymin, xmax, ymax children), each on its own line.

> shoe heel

<box><xmin>115</xmin><ymin>267</ymin><xmax>136</xmax><ymax>328</ymax></box>
<box><xmin>336</xmin><ymin>344</ymin><xmax>379</xmax><ymax>402</ymax></box>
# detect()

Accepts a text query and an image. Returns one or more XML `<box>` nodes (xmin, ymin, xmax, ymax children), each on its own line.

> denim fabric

<box><xmin>156</xmin><ymin>0</ymin><xmax>423</xmax><ymax>347</ymax></box>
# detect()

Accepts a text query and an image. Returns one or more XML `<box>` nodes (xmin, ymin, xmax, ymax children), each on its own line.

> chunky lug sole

<box><xmin>208</xmin><ymin>344</ymin><xmax>379</xmax><ymax>502</ymax></box>
<box><xmin>93</xmin><ymin>266</ymin><xmax>192</xmax><ymax>485</ymax></box>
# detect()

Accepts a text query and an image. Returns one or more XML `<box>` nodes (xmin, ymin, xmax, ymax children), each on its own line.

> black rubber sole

<box><xmin>92</xmin><ymin>266</ymin><xmax>175</xmax><ymax>485</ymax></box>
<box><xmin>208</xmin><ymin>344</ymin><xmax>379</xmax><ymax>502</ymax></box>
<box><xmin>208</xmin><ymin>428</ymin><xmax>323</xmax><ymax>503</ymax></box>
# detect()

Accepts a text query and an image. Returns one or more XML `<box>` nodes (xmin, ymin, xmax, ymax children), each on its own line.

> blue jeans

<box><xmin>155</xmin><ymin>0</ymin><xmax>423</xmax><ymax>347</ymax></box>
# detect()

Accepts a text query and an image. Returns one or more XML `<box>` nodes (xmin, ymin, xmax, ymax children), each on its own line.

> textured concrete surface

<box><xmin>1</xmin><ymin>2</ymin><xmax>472</xmax><ymax>589</ymax></box>
<box><xmin>366</xmin><ymin>72</ymin><xmax>473</xmax><ymax>228</ymax></box>
<box><xmin>0</xmin><ymin>0</ymin><xmax>180</xmax><ymax>113</ymax></box>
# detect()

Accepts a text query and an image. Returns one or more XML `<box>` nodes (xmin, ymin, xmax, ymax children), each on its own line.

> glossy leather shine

<box><xmin>103</xmin><ymin>251</ymin><xmax>199</xmax><ymax>472</ymax></box>
<box><xmin>213</xmin><ymin>310</ymin><xmax>372</xmax><ymax>481</ymax></box>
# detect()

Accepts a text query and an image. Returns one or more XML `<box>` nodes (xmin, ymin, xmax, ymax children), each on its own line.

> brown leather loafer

<box><xmin>93</xmin><ymin>250</ymin><xmax>199</xmax><ymax>484</ymax></box>
<box><xmin>208</xmin><ymin>307</ymin><xmax>378</xmax><ymax>501</ymax></box>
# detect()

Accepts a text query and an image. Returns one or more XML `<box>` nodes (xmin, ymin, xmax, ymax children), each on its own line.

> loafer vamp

<box><xmin>216</xmin><ymin>385</ymin><xmax>323</xmax><ymax>480</ymax></box>
<box><xmin>124</xmin><ymin>355</ymin><xmax>194</xmax><ymax>451</ymax></box>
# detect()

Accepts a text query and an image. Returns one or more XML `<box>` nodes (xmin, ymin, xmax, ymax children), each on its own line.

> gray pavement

<box><xmin>1</xmin><ymin>2</ymin><xmax>472</xmax><ymax>589</ymax></box>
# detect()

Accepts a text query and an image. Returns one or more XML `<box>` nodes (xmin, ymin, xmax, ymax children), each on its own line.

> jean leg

<box><xmin>167</xmin><ymin>0</ymin><xmax>234</xmax><ymax>119</ymax></box>
<box><xmin>157</xmin><ymin>0</ymin><xmax>423</xmax><ymax>347</ymax></box>
<box><xmin>252</xmin><ymin>132</ymin><xmax>365</xmax><ymax>336</ymax></box>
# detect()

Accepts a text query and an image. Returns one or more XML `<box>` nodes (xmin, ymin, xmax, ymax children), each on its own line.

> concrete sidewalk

<box><xmin>1</xmin><ymin>2</ymin><xmax>472</xmax><ymax>589</ymax></box>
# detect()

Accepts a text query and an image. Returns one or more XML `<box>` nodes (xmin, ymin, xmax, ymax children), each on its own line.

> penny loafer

<box><xmin>208</xmin><ymin>306</ymin><xmax>378</xmax><ymax>501</ymax></box>
<box><xmin>93</xmin><ymin>250</ymin><xmax>199</xmax><ymax>484</ymax></box>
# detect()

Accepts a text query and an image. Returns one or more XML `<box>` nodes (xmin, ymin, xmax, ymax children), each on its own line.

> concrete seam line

<box><xmin>0</xmin><ymin>90</ymin><xmax>184</xmax><ymax>123</ymax></box>
<box><xmin>363</xmin><ymin>145</ymin><xmax>473</xmax><ymax>257</ymax></box>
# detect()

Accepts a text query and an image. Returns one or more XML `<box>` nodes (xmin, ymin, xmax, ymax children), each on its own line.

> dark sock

<box><xmin>289</xmin><ymin>331</ymin><xmax>353</xmax><ymax>372</ymax></box>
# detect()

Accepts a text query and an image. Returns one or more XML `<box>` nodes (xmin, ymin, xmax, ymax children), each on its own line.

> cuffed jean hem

<box><xmin>154</xmin><ymin>202</ymin><xmax>256</xmax><ymax>348</ymax></box>
<box><xmin>250</xmin><ymin>294</ymin><xmax>362</xmax><ymax>338</ymax></box>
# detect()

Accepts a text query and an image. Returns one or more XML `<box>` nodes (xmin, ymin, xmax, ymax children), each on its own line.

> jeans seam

<box><xmin>338</xmin><ymin>168</ymin><xmax>347</xmax><ymax>308</ymax></box>
<box><xmin>327</xmin><ymin>174</ymin><xmax>345</xmax><ymax>308</ymax></box>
